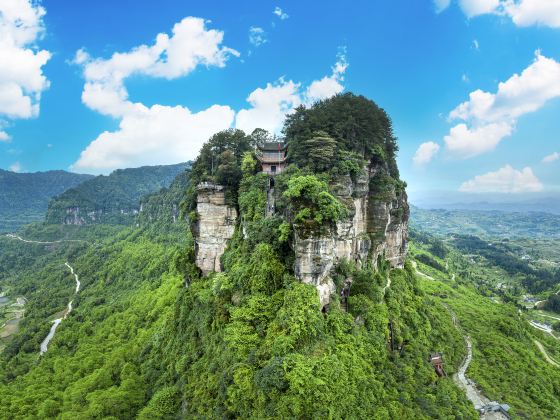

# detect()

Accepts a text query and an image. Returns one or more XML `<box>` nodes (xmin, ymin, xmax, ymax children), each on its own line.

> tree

<box><xmin>299</xmin><ymin>131</ymin><xmax>337</xmax><ymax>172</ymax></box>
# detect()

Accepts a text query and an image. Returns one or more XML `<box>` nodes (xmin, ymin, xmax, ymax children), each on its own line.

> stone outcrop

<box><xmin>293</xmin><ymin>162</ymin><xmax>409</xmax><ymax>308</ymax></box>
<box><xmin>194</xmin><ymin>182</ymin><xmax>238</xmax><ymax>275</ymax></box>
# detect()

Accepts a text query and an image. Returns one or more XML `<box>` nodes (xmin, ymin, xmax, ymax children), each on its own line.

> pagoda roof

<box><xmin>258</xmin><ymin>141</ymin><xmax>287</xmax><ymax>151</ymax></box>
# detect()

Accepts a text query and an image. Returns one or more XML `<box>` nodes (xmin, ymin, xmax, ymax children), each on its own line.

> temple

<box><xmin>257</xmin><ymin>141</ymin><xmax>287</xmax><ymax>175</ymax></box>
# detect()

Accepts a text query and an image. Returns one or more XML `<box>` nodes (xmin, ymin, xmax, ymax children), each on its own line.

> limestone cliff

<box><xmin>293</xmin><ymin>161</ymin><xmax>409</xmax><ymax>307</ymax></box>
<box><xmin>194</xmin><ymin>183</ymin><xmax>238</xmax><ymax>275</ymax></box>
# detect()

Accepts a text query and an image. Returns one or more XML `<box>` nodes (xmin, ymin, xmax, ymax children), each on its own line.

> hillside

<box><xmin>45</xmin><ymin>163</ymin><xmax>189</xmax><ymax>225</ymax></box>
<box><xmin>0</xmin><ymin>169</ymin><xmax>93</xmax><ymax>232</ymax></box>
<box><xmin>1</xmin><ymin>94</ymin><xmax>558</xmax><ymax>418</ymax></box>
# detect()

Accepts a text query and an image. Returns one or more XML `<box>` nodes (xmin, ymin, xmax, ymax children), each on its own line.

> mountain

<box><xmin>0</xmin><ymin>169</ymin><xmax>93</xmax><ymax>232</ymax></box>
<box><xmin>3</xmin><ymin>94</ymin><xmax>559</xmax><ymax>418</ymax></box>
<box><xmin>137</xmin><ymin>167</ymin><xmax>191</xmax><ymax>226</ymax></box>
<box><xmin>410</xmin><ymin>191</ymin><xmax>560</xmax><ymax>214</ymax></box>
<box><xmin>45</xmin><ymin>163</ymin><xmax>189</xmax><ymax>225</ymax></box>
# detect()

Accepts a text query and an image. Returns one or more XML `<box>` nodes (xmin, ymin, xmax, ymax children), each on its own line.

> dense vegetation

<box><xmin>1</xmin><ymin>93</ymin><xmax>558</xmax><ymax>418</ymax></box>
<box><xmin>0</xmin><ymin>169</ymin><xmax>93</xmax><ymax>232</ymax></box>
<box><xmin>46</xmin><ymin>163</ymin><xmax>189</xmax><ymax>225</ymax></box>
<box><xmin>411</xmin><ymin>237</ymin><xmax>560</xmax><ymax>418</ymax></box>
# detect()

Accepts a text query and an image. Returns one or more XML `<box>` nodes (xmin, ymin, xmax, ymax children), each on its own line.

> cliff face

<box><xmin>294</xmin><ymin>162</ymin><xmax>409</xmax><ymax>307</ymax></box>
<box><xmin>193</xmin><ymin>166</ymin><xmax>408</xmax><ymax>308</ymax></box>
<box><xmin>194</xmin><ymin>183</ymin><xmax>238</xmax><ymax>275</ymax></box>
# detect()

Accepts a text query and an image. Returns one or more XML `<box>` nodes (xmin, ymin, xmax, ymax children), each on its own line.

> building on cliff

<box><xmin>256</xmin><ymin>142</ymin><xmax>287</xmax><ymax>175</ymax></box>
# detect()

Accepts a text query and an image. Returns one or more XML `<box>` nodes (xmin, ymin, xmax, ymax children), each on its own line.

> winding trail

<box><xmin>534</xmin><ymin>340</ymin><xmax>560</xmax><ymax>367</ymax></box>
<box><xmin>443</xmin><ymin>304</ymin><xmax>508</xmax><ymax>419</ymax></box>
<box><xmin>411</xmin><ymin>260</ymin><xmax>435</xmax><ymax>281</ymax></box>
<box><xmin>5</xmin><ymin>233</ymin><xmax>88</xmax><ymax>245</ymax></box>
<box><xmin>39</xmin><ymin>262</ymin><xmax>81</xmax><ymax>355</ymax></box>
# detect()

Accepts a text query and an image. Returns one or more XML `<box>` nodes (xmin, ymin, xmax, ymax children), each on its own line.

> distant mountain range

<box><xmin>0</xmin><ymin>169</ymin><xmax>94</xmax><ymax>232</ymax></box>
<box><xmin>45</xmin><ymin>163</ymin><xmax>190</xmax><ymax>225</ymax></box>
<box><xmin>410</xmin><ymin>191</ymin><xmax>560</xmax><ymax>215</ymax></box>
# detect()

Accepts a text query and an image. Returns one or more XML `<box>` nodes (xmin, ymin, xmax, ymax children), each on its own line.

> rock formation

<box><xmin>194</xmin><ymin>182</ymin><xmax>238</xmax><ymax>275</ymax></box>
<box><xmin>293</xmin><ymin>161</ymin><xmax>409</xmax><ymax>308</ymax></box>
<box><xmin>193</xmin><ymin>166</ymin><xmax>408</xmax><ymax>308</ymax></box>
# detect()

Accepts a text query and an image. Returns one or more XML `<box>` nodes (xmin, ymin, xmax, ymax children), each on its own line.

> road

<box><xmin>39</xmin><ymin>262</ymin><xmax>81</xmax><ymax>355</ymax></box>
<box><xmin>5</xmin><ymin>233</ymin><xmax>88</xmax><ymax>245</ymax></box>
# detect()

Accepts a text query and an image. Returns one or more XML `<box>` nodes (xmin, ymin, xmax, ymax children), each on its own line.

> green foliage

<box><xmin>46</xmin><ymin>163</ymin><xmax>188</xmax><ymax>225</ymax></box>
<box><xmin>283</xmin><ymin>175</ymin><xmax>347</xmax><ymax>235</ymax></box>
<box><xmin>0</xmin><ymin>224</ymin><xmax>188</xmax><ymax>418</ymax></box>
<box><xmin>285</xmin><ymin>93</ymin><xmax>400</xmax><ymax>177</ymax></box>
<box><xmin>294</xmin><ymin>130</ymin><xmax>337</xmax><ymax>172</ymax></box>
<box><xmin>0</xmin><ymin>169</ymin><xmax>93</xmax><ymax>232</ymax></box>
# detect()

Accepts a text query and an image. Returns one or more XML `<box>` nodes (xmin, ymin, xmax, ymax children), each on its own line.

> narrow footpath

<box><xmin>533</xmin><ymin>340</ymin><xmax>560</xmax><ymax>367</ymax></box>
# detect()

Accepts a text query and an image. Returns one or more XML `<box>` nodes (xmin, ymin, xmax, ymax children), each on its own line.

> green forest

<box><xmin>1</xmin><ymin>94</ymin><xmax>559</xmax><ymax>419</ymax></box>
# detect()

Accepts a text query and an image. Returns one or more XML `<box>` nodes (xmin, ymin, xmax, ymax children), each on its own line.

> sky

<box><xmin>1</xmin><ymin>0</ymin><xmax>559</xmax><ymax>203</ymax></box>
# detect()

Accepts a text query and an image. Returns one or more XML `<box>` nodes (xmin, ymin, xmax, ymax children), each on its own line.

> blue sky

<box><xmin>1</xmin><ymin>0</ymin><xmax>559</xmax><ymax>201</ymax></box>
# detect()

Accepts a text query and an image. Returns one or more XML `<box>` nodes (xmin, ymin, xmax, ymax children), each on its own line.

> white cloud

<box><xmin>73</xmin><ymin>17</ymin><xmax>240</xmax><ymax>173</ymax></box>
<box><xmin>462</xmin><ymin>73</ymin><xmax>470</xmax><ymax>83</ymax></box>
<box><xmin>236</xmin><ymin>52</ymin><xmax>348</xmax><ymax>134</ymax></box>
<box><xmin>459</xmin><ymin>165</ymin><xmax>543</xmax><ymax>193</ymax></box>
<box><xmin>473</xmin><ymin>39</ymin><xmax>479</xmax><ymax>50</ymax></box>
<box><xmin>9</xmin><ymin>161</ymin><xmax>21</xmax><ymax>172</ymax></box>
<box><xmin>0</xmin><ymin>130</ymin><xmax>10</xmax><ymax>141</ymax></box>
<box><xmin>0</xmin><ymin>0</ymin><xmax>50</xmax><ymax>133</ymax></box>
<box><xmin>73</xmin><ymin>16</ymin><xmax>346</xmax><ymax>173</ymax></box>
<box><xmin>413</xmin><ymin>141</ymin><xmax>441</xmax><ymax>166</ymax></box>
<box><xmin>543</xmin><ymin>151</ymin><xmax>560</xmax><ymax>163</ymax></box>
<box><xmin>444</xmin><ymin>52</ymin><xmax>560</xmax><ymax>158</ymax></box>
<box><xmin>249</xmin><ymin>27</ymin><xmax>267</xmax><ymax>47</ymax></box>
<box><xmin>434</xmin><ymin>0</ymin><xmax>452</xmax><ymax>12</ymax></box>
<box><xmin>443</xmin><ymin>0</ymin><xmax>560</xmax><ymax>28</ymax></box>
<box><xmin>305</xmin><ymin>53</ymin><xmax>347</xmax><ymax>104</ymax></box>
<box><xmin>235</xmin><ymin>79</ymin><xmax>301</xmax><ymax>134</ymax></box>
<box><xmin>73</xmin><ymin>104</ymin><xmax>235</xmax><ymax>171</ymax></box>
<box><xmin>459</xmin><ymin>0</ymin><xmax>501</xmax><ymax>17</ymax></box>
<box><xmin>273</xmin><ymin>6</ymin><xmax>289</xmax><ymax>20</ymax></box>
<box><xmin>444</xmin><ymin>122</ymin><xmax>514</xmax><ymax>158</ymax></box>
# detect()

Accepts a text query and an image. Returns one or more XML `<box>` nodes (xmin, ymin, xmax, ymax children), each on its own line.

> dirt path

<box><xmin>534</xmin><ymin>340</ymin><xmax>560</xmax><ymax>367</ymax></box>
<box><xmin>411</xmin><ymin>260</ymin><xmax>435</xmax><ymax>281</ymax></box>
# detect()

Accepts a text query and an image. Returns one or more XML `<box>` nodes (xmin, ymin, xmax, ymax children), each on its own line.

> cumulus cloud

<box><xmin>273</xmin><ymin>6</ymin><xmax>289</xmax><ymax>20</ymax></box>
<box><xmin>249</xmin><ymin>27</ymin><xmax>267</xmax><ymax>47</ymax></box>
<box><xmin>73</xmin><ymin>16</ymin><xmax>347</xmax><ymax>173</ymax></box>
<box><xmin>543</xmin><ymin>151</ymin><xmax>560</xmax><ymax>163</ymax></box>
<box><xmin>0</xmin><ymin>0</ymin><xmax>50</xmax><ymax>133</ymax></box>
<box><xmin>72</xmin><ymin>17</ymin><xmax>240</xmax><ymax>173</ymax></box>
<box><xmin>0</xmin><ymin>130</ymin><xmax>10</xmax><ymax>142</ymax></box>
<box><xmin>438</xmin><ymin>0</ymin><xmax>560</xmax><ymax>28</ymax></box>
<box><xmin>444</xmin><ymin>52</ymin><xmax>560</xmax><ymax>158</ymax></box>
<box><xmin>413</xmin><ymin>141</ymin><xmax>440</xmax><ymax>166</ymax></box>
<box><xmin>459</xmin><ymin>165</ymin><xmax>543</xmax><ymax>193</ymax></box>
<box><xmin>236</xmin><ymin>52</ymin><xmax>348</xmax><ymax>134</ymax></box>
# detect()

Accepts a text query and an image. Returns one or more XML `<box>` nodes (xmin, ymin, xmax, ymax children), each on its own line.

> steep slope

<box><xmin>0</xmin><ymin>169</ymin><xmax>93</xmax><ymax>232</ymax></box>
<box><xmin>45</xmin><ymin>163</ymin><xmax>189</xmax><ymax>225</ymax></box>
<box><xmin>139</xmin><ymin>95</ymin><xmax>475</xmax><ymax>418</ymax></box>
